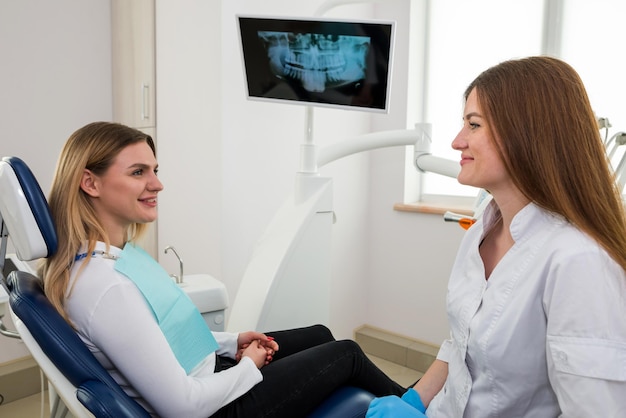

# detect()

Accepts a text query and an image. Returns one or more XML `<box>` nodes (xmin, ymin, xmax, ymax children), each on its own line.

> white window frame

<box><xmin>405</xmin><ymin>0</ymin><xmax>626</xmax><ymax>210</ymax></box>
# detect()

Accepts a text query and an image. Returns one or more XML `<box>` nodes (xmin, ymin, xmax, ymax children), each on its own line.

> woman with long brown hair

<box><xmin>368</xmin><ymin>56</ymin><xmax>626</xmax><ymax>417</ymax></box>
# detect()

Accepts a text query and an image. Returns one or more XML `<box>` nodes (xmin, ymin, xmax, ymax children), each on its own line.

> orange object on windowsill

<box><xmin>458</xmin><ymin>218</ymin><xmax>476</xmax><ymax>230</ymax></box>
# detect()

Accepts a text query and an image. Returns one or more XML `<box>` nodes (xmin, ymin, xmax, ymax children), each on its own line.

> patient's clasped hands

<box><xmin>236</xmin><ymin>331</ymin><xmax>279</xmax><ymax>368</ymax></box>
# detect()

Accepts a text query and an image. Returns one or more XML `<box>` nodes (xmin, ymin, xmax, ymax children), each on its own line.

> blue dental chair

<box><xmin>0</xmin><ymin>156</ymin><xmax>374</xmax><ymax>417</ymax></box>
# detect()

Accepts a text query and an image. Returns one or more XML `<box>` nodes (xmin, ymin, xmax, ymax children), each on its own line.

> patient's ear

<box><xmin>80</xmin><ymin>169</ymin><xmax>100</xmax><ymax>197</ymax></box>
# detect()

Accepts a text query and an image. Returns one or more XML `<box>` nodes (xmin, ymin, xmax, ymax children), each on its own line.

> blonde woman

<box><xmin>42</xmin><ymin>121</ymin><xmax>405</xmax><ymax>417</ymax></box>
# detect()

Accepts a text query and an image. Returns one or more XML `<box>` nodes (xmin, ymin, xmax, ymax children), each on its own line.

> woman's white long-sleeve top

<box><xmin>65</xmin><ymin>242</ymin><xmax>262</xmax><ymax>418</ymax></box>
<box><xmin>427</xmin><ymin>202</ymin><xmax>626</xmax><ymax>418</ymax></box>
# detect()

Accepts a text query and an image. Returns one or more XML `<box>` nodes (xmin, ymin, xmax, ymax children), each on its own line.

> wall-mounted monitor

<box><xmin>237</xmin><ymin>15</ymin><xmax>395</xmax><ymax>113</ymax></box>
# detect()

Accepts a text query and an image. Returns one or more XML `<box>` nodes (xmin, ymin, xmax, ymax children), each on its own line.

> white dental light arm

<box><xmin>317</xmin><ymin>123</ymin><xmax>460</xmax><ymax>179</ymax></box>
<box><xmin>317</xmin><ymin>128</ymin><xmax>422</xmax><ymax>168</ymax></box>
<box><xmin>414</xmin><ymin>154</ymin><xmax>460</xmax><ymax>178</ymax></box>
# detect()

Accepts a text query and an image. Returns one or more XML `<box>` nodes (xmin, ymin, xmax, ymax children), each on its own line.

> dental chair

<box><xmin>0</xmin><ymin>156</ymin><xmax>374</xmax><ymax>418</ymax></box>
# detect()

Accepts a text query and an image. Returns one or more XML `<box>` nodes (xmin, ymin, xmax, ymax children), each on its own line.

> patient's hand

<box><xmin>236</xmin><ymin>332</ymin><xmax>279</xmax><ymax>365</ymax></box>
<box><xmin>241</xmin><ymin>340</ymin><xmax>267</xmax><ymax>369</ymax></box>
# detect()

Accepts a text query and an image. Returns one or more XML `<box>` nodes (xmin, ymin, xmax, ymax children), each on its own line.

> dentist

<box><xmin>367</xmin><ymin>56</ymin><xmax>626</xmax><ymax>417</ymax></box>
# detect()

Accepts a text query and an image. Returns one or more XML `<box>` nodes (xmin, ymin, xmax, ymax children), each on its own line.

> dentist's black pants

<box><xmin>211</xmin><ymin>324</ymin><xmax>405</xmax><ymax>418</ymax></box>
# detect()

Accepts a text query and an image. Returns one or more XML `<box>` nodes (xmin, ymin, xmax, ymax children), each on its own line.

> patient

<box><xmin>40</xmin><ymin>121</ymin><xmax>405</xmax><ymax>418</ymax></box>
<box><xmin>367</xmin><ymin>56</ymin><xmax>626</xmax><ymax>417</ymax></box>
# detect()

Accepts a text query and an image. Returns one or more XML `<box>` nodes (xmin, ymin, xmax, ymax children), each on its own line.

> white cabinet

<box><xmin>111</xmin><ymin>0</ymin><xmax>156</xmax><ymax>129</ymax></box>
<box><xmin>111</xmin><ymin>0</ymin><xmax>158</xmax><ymax>258</ymax></box>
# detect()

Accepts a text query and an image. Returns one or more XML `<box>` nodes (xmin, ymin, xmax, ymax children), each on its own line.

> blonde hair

<box><xmin>40</xmin><ymin>122</ymin><xmax>156</xmax><ymax>321</ymax></box>
<box><xmin>467</xmin><ymin>56</ymin><xmax>626</xmax><ymax>271</ymax></box>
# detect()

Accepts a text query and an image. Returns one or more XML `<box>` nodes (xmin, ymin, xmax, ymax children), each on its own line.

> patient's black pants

<box><xmin>211</xmin><ymin>324</ymin><xmax>405</xmax><ymax>418</ymax></box>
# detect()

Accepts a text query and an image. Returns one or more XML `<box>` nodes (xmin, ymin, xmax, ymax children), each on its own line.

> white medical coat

<box><xmin>427</xmin><ymin>202</ymin><xmax>626</xmax><ymax>418</ymax></box>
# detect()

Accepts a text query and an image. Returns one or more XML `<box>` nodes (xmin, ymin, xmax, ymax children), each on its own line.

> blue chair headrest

<box><xmin>0</xmin><ymin>156</ymin><xmax>57</xmax><ymax>260</ymax></box>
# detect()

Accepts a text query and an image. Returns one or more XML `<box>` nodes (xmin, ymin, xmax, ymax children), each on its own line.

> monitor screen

<box><xmin>237</xmin><ymin>16</ymin><xmax>395</xmax><ymax>113</ymax></box>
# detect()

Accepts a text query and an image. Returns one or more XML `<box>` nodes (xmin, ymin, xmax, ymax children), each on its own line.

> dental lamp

<box><xmin>227</xmin><ymin>123</ymin><xmax>462</xmax><ymax>332</ymax></box>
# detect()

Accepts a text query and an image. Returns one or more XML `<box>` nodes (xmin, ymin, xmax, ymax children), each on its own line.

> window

<box><xmin>560</xmin><ymin>0</ymin><xmax>626</xmax><ymax>180</ymax></box>
<box><xmin>419</xmin><ymin>0</ymin><xmax>544</xmax><ymax>199</ymax></box>
<box><xmin>413</xmin><ymin>0</ymin><xmax>626</xmax><ymax>204</ymax></box>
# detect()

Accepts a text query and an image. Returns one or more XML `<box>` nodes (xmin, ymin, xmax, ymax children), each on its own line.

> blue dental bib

<box><xmin>114</xmin><ymin>243</ymin><xmax>219</xmax><ymax>373</ymax></box>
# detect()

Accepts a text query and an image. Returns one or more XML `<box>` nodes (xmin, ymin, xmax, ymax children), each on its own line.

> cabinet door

<box><xmin>111</xmin><ymin>0</ymin><xmax>155</xmax><ymax>129</ymax></box>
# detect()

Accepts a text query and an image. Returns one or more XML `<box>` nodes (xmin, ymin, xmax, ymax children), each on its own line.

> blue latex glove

<box><xmin>366</xmin><ymin>395</ymin><xmax>427</xmax><ymax>418</ymax></box>
<box><xmin>401</xmin><ymin>388</ymin><xmax>426</xmax><ymax>413</ymax></box>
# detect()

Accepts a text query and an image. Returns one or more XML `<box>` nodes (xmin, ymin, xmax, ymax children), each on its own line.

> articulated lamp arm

<box><xmin>316</xmin><ymin>123</ymin><xmax>490</xmax><ymax>228</ymax></box>
<box><xmin>316</xmin><ymin>123</ymin><xmax>460</xmax><ymax>179</ymax></box>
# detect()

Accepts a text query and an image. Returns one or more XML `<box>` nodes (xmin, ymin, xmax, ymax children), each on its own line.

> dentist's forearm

<box><xmin>413</xmin><ymin>359</ymin><xmax>448</xmax><ymax>407</ymax></box>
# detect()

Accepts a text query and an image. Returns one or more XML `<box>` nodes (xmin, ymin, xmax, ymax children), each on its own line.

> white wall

<box><xmin>0</xmin><ymin>0</ymin><xmax>113</xmax><ymax>364</ymax></box>
<box><xmin>154</xmin><ymin>0</ymin><xmax>224</xmax><ymax>284</ymax></box>
<box><xmin>0</xmin><ymin>0</ymin><xmax>113</xmax><ymax>192</ymax></box>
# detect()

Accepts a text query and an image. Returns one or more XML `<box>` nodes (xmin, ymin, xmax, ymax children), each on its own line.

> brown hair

<box><xmin>40</xmin><ymin>122</ymin><xmax>156</xmax><ymax>321</ymax></box>
<box><xmin>466</xmin><ymin>56</ymin><xmax>626</xmax><ymax>271</ymax></box>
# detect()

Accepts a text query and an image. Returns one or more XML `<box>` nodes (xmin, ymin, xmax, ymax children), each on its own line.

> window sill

<box><xmin>394</xmin><ymin>194</ymin><xmax>475</xmax><ymax>216</ymax></box>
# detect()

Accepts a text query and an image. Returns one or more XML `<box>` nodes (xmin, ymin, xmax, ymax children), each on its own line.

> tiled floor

<box><xmin>0</xmin><ymin>355</ymin><xmax>421</xmax><ymax>417</ymax></box>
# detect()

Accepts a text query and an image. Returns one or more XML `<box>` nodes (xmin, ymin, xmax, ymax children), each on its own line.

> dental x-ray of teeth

<box><xmin>258</xmin><ymin>31</ymin><xmax>370</xmax><ymax>93</ymax></box>
<box><xmin>238</xmin><ymin>16</ymin><xmax>394</xmax><ymax>112</ymax></box>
